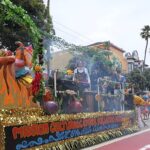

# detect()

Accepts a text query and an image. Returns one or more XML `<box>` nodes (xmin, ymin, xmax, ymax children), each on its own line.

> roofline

<box><xmin>88</xmin><ymin>41</ymin><xmax>125</xmax><ymax>53</ymax></box>
<box><xmin>126</xmin><ymin>57</ymin><xmax>136</xmax><ymax>60</ymax></box>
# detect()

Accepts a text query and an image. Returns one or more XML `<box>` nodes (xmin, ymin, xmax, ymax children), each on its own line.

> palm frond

<box><xmin>140</xmin><ymin>25</ymin><xmax>150</xmax><ymax>40</ymax></box>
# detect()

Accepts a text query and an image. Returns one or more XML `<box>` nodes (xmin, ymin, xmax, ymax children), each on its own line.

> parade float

<box><xmin>0</xmin><ymin>45</ymin><xmax>140</xmax><ymax>150</ymax></box>
<box><xmin>0</xmin><ymin>42</ymin><xmax>140</xmax><ymax>150</ymax></box>
<box><xmin>0</xmin><ymin>0</ymin><xmax>143</xmax><ymax>150</ymax></box>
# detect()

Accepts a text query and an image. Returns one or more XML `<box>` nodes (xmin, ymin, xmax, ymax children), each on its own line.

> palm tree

<box><xmin>140</xmin><ymin>25</ymin><xmax>150</xmax><ymax>70</ymax></box>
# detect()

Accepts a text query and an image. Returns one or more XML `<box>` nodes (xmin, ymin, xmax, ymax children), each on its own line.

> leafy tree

<box><xmin>126</xmin><ymin>69</ymin><xmax>146</xmax><ymax>92</ymax></box>
<box><xmin>143</xmin><ymin>68</ymin><xmax>150</xmax><ymax>90</ymax></box>
<box><xmin>0</xmin><ymin>0</ymin><xmax>54</xmax><ymax>51</ymax></box>
<box><xmin>140</xmin><ymin>25</ymin><xmax>150</xmax><ymax>69</ymax></box>
<box><xmin>0</xmin><ymin>0</ymin><xmax>42</xmax><ymax>63</ymax></box>
<box><xmin>67</xmin><ymin>47</ymin><xmax>121</xmax><ymax>77</ymax></box>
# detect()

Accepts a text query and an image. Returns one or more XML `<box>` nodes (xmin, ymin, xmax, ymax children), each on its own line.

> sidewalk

<box><xmin>82</xmin><ymin>118</ymin><xmax>150</xmax><ymax>150</ymax></box>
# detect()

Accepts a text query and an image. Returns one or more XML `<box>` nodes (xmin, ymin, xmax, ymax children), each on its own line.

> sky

<box><xmin>44</xmin><ymin>0</ymin><xmax>150</xmax><ymax>65</ymax></box>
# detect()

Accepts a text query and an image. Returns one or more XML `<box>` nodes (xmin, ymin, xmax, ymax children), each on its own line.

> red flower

<box><xmin>32</xmin><ymin>72</ymin><xmax>42</xmax><ymax>96</ymax></box>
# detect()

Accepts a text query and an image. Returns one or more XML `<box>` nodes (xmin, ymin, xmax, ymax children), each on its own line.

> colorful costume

<box><xmin>14</xmin><ymin>43</ymin><xmax>33</xmax><ymax>98</ymax></box>
<box><xmin>15</xmin><ymin>43</ymin><xmax>33</xmax><ymax>84</ymax></box>
<box><xmin>73</xmin><ymin>67</ymin><xmax>90</xmax><ymax>112</ymax></box>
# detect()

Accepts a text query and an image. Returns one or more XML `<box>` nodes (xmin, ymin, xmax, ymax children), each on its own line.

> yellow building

<box><xmin>88</xmin><ymin>41</ymin><xmax>128</xmax><ymax>73</ymax></box>
<box><xmin>50</xmin><ymin>50</ymin><xmax>73</xmax><ymax>71</ymax></box>
<box><xmin>51</xmin><ymin>41</ymin><xmax>128</xmax><ymax>73</ymax></box>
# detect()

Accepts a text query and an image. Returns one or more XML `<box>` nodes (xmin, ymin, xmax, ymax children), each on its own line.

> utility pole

<box><xmin>45</xmin><ymin>0</ymin><xmax>51</xmax><ymax>84</ymax></box>
<box><xmin>47</xmin><ymin>0</ymin><xmax>50</xmax><ymax>78</ymax></box>
<box><xmin>44</xmin><ymin>39</ymin><xmax>51</xmax><ymax>78</ymax></box>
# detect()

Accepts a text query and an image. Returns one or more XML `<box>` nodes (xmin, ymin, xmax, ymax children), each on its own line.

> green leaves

<box><xmin>0</xmin><ymin>0</ymin><xmax>55</xmax><ymax>64</ymax></box>
<box><xmin>1</xmin><ymin>0</ymin><xmax>41</xmax><ymax>63</ymax></box>
<box><xmin>127</xmin><ymin>69</ymin><xmax>147</xmax><ymax>91</ymax></box>
<box><xmin>1</xmin><ymin>0</ymin><xmax>6</xmax><ymax>5</ymax></box>
<box><xmin>140</xmin><ymin>25</ymin><xmax>150</xmax><ymax>40</ymax></box>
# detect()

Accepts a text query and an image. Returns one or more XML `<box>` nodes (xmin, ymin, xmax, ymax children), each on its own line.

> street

<box><xmin>95</xmin><ymin>129</ymin><xmax>150</xmax><ymax>150</ymax></box>
<box><xmin>83</xmin><ymin>119</ymin><xmax>150</xmax><ymax>150</ymax></box>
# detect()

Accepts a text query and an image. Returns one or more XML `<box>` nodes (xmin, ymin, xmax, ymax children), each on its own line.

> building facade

<box><xmin>88</xmin><ymin>41</ymin><xmax>128</xmax><ymax>73</ymax></box>
<box><xmin>125</xmin><ymin>50</ymin><xmax>148</xmax><ymax>72</ymax></box>
<box><xmin>50</xmin><ymin>41</ymin><xmax>128</xmax><ymax>73</ymax></box>
<box><xmin>50</xmin><ymin>50</ymin><xmax>73</xmax><ymax>71</ymax></box>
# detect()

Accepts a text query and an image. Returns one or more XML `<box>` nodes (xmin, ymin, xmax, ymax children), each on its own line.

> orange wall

<box><xmin>96</xmin><ymin>45</ymin><xmax>128</xmax><ymax>73</ymax></box>
<box><xmin>109</xmin><ymin>46</ymin><xmax>128</xmax><ymax>73</ymax></box>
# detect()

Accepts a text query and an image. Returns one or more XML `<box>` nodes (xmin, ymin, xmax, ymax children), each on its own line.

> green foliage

<box><xmin>0</xmin><ymin>0</ymin><xmax>41</xmax><ymax>50</ymax></box>
<box><xmin>0</xmin><ymin>0</ymin><xmax>55</xmax><ymax>64</ymax></box>
<box><xmin>126</xmin><ymin>69</ymin><xmax>146</xmax><ymax>92</ymax></box>
<box><xmin>92</xmin><ymin>50</ymin><xmax>113</xmax><ymax>68</ymax></box>
<box><xmin>67</xmin><ymin>46</ymin><xmax>121</xmax><ymax>76</ymax></box>
<box><xmin>140</xmin><ymin>25</ymin><xmax>150</xmax><ymax>40</ymax></box>
<box><xmin>143</xmin><ymin>68</ymin><xmax>150</xmax><ymax>90</ymax></box>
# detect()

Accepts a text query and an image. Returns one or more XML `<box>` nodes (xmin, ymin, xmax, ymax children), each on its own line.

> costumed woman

<box><xmin>14</xmin><ymin>41</ymin><xmax>33</xmax><ymax>97</ymax></box>
<box><xmin>73</xmin><ymin>60</ymin><xmax>91</xmax><ymax>111</ymax></box>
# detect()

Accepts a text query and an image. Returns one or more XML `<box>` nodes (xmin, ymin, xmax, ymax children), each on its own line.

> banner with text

<box><xmin>4</xmin><ymin>113</ymin><xmax>135</xmax><ymax>150</ymax></box>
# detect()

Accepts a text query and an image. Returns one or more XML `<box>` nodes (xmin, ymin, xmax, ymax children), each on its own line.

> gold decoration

<box><xmin>34</xmin><ymin>65</ymin><xmax>42</xmax><ymax>72</ymax></box>
<box><xmin>66</xmin><ymin>69</ymin><xmax>73</xmax><ymax>75</ymax></box>
<box><xmin>0</xmin><ymin>108</ymin><xmax>134</xmax><ymax>126</ymax></box>
<box><xmin>0</xmin><ymin>108</ymin><xmax>138</xmax><ymax>150</ymax></box>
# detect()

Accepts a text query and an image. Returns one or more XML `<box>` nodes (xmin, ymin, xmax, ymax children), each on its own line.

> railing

<box><xmin>97</xmin><ymin>77</ymin><xmax>125</xmax><ymax>112</ymax></box>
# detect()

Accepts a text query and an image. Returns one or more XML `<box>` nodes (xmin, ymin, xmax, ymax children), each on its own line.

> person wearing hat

<box><xmin>73</xmin><ymin>60</ymin><xmax>91</xmax><ymax>88</ymax></box>
<box><xmin>73</xmin><ymin>60</ymin><xmax>91</xmax><ymax>111</ymax></box>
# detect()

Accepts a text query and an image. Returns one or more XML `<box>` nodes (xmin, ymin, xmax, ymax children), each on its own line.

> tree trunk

<box><xmin>143</xmin><ymin>39</ymin><xmax>149</xmax><ymax>70</ymax></box>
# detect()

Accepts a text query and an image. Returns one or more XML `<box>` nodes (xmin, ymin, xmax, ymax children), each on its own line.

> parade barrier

<box><xmin>0</xmin><ymin>108</ymin><xmax>138</xmax><ymax>150</ymax></box>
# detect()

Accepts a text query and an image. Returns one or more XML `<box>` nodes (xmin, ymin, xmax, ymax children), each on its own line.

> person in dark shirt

<box><xmin>90</xmin><ymin>68</ymin><xmax>100</xmax><ymax>91</ymax></box>
<box><xmin>124</xmin><ymin>89</ymin><xmax>134</xmax><ymax>110</ymax></box>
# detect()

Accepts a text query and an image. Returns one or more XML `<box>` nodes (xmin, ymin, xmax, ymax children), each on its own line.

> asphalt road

<box><xmin>83</xmin><ymin>119</ymin><xmax>150</xmax><ymax>150</ymax></box>
<box><xmin>95</xmin><ymin>129</ymin><xmax>150</xmax><ymax>150</ymax></box>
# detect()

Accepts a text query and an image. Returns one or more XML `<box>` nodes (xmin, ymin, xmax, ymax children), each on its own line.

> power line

<box><xmin>53</xmin><ymin>20</ymin><xmax>94</xmax><ymax>43</ymax></box>
<box><xmin>54</xmin><ymin>26</ymin><xmax>92</xmax><ymax>44</ymax></box>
